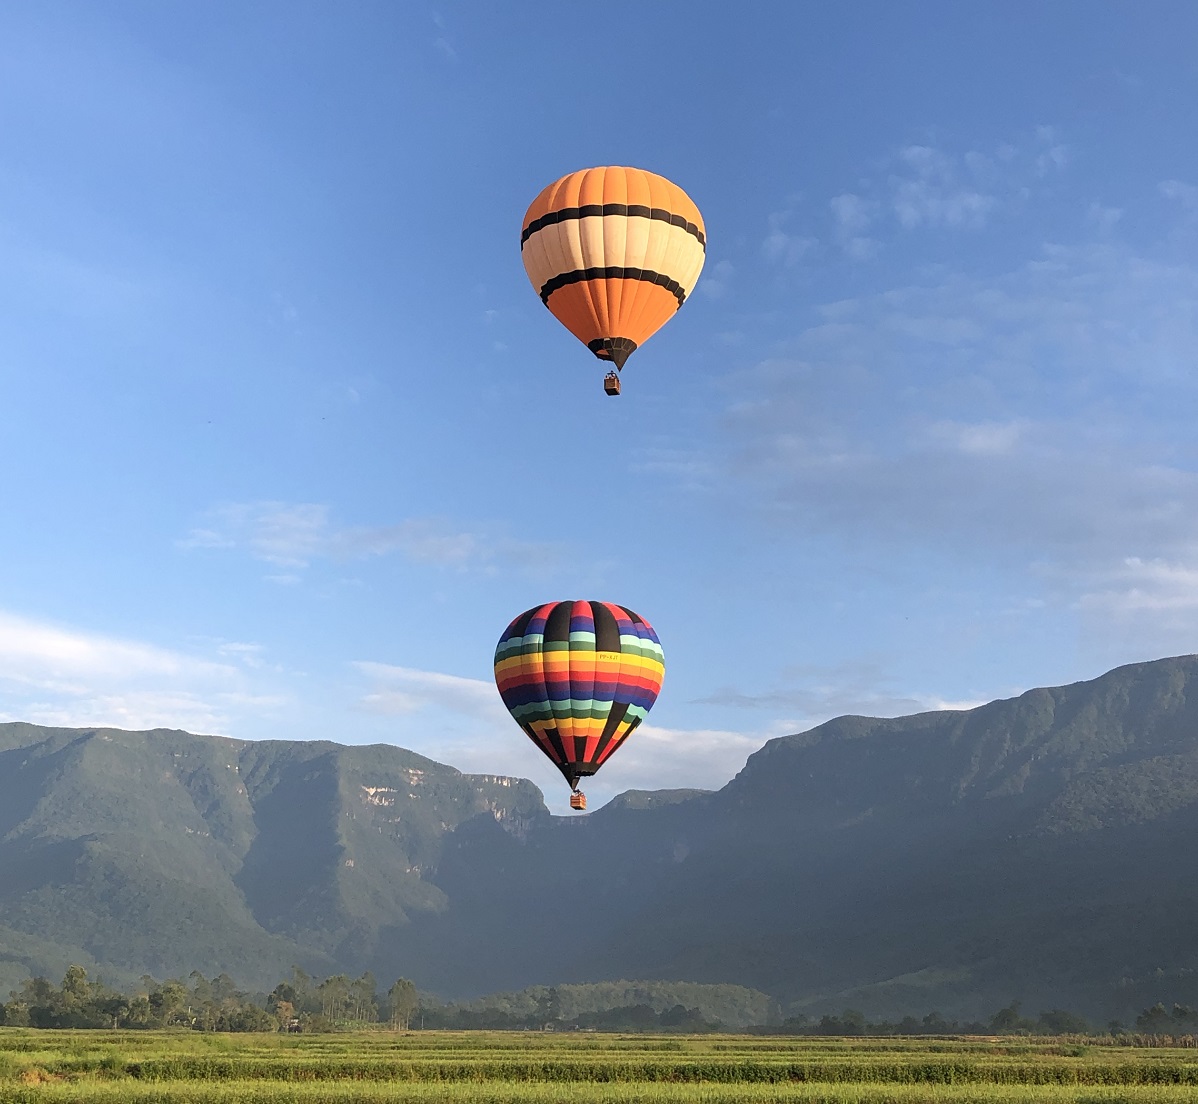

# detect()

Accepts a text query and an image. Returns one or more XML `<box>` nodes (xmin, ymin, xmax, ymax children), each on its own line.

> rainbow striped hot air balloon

<box><xmin>494</xmin><ymin>601</ymin><xmax>665</xmax><ymax>810</ymax></box>
<box><xmin>520</xmin><ymin>166</ymin><xmax>706</xmax><ymax>395</ymax></box>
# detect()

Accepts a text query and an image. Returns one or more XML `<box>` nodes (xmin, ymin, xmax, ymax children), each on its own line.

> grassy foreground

<box><xmin>3</xmin><ymin>1029</ymin><xmax>1198</xmax><ymax>1102</ymax></box>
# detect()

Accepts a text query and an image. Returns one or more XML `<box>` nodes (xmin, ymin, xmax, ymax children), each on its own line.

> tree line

<box><xmin>0</xmin><ymin>966</ymin><xmax>417</xmax><ymax>1032</ymax></box>
<box><xmin>4</xmin><ymin>966</ymin><xmax>1198</xmax><ymax>1037</ymax></box>
<box><xmin>760</xmin><ymin>1000</ymin><xmax>1198</xmax><ymax>1039</ymax></box>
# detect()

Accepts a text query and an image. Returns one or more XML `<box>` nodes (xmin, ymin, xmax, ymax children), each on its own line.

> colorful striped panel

<box><xmin>494</xmin><ymin>600</ymin><xmax>665</xmax><ymax>790</ymax></box>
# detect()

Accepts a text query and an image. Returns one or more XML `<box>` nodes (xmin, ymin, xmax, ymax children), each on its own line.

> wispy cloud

<box><xmin>703</xmin><ymin>193</ymin><xmax>1198</xmax><ymax>652</ymax></box>
<box><xmin>695</xmin><ymin>657</ymin><xmax>988</xmax><ymax>729</ymax></box>
<box><xmin>810</xmin><ymin>128</ymin><xmax>1073</xmax><ymax>261</ymax></box>
<box><xmin>762</xmin><ymin>211</ymin><xmax>817</xmax><ymax>266</ymax></box>
<box><xmin>1161</xmin><ymin>179</ymin><xmax>1198</xmax><ymax>237</ymax></box>
<box><xmin>829</xmin><ymin>193</ymin><xmax>879</xmax><ymax>259</ymax></box>
<box><xmin>1077</xmin><ymin>556</ymin><xmax>1198</xmax><ymax>614</ymax></box>
<box><xmin>1086</xmin><ymin>202</ymin><xmax>1123</xmax><ymax>232</ymax></box>
<box><xmin>698</xmin><ymin>259</ymin><xmax>735</xmax><ymax>299</ymax></box>
<box><xmin>890</xmin><ymin>145</ymin><xmax>997</xmax><ymax>229</ymax></box>
<box><xmin>923</xmin><ymin>419</ymin><xmax>1028</xmax><ymax>456</ymax></box>
<box><xmin>1064</xmin><ymin>554</ymin><xmax>1198</xmax><ymax>664</ymax></box>
<box><xmin>0</xmin><ymin>610</ymin><xmax>283</xmax><ymax>734</ymax></box>
<box><xmin>348</xmin><ymin>661</ymin><xmax>771</xmax><ymax>810</ymax></box>
<box><xmin>181</xmin><ymin>501</ymin><xmax>563</xmax><ymax>577</ymax></box>
<box><xmin>431</xmin><ymin>10</ymin><xmax>458</xmax><ymax>61</ymax></box>
<box><xmin>353</xmin><ymin>662</ymin><xmax>505</xmax><ymax>723</ymax></box>
<box><xmin>592</xmin><ymin>723</ymin><xmax>765</xmax><ymax>795</ymax></box>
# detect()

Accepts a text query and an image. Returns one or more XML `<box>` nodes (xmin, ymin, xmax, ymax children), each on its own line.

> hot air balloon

<box><xmin>494</xmin><ymin>600</ymin><xmax>665</xmax><ymax>811</ymax></box>
<box><xmin>520</xmin><ymin>166</ymin><xmax>706</xmax><ymax>396</ymax></box>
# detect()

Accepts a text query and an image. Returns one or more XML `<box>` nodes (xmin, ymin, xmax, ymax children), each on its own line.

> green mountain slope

<box><xmin>561</xmin><ymin>654</ymin><xmax>1198</xmax><ymax>1019</ymax></box>
<box><xmin>0</xmin><ymin>724</ymin><xmax>544</xmax><ymax>992</ymax></box>
<box><xmin>3</xmin><ymin>654</ymin><xmax>1198</xmax><ymax>1019</ymax></box>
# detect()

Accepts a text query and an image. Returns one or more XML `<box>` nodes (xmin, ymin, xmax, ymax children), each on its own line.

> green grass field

<box><xmin>3</xmin><ymin>1030</ymin><xmax>1198</xmax><ymax>1103</ymax></box>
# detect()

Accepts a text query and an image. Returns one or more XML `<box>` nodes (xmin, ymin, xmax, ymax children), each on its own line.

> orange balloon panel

<box><xmin>521</xmin><ymin>166</ymin><xmax>706</xmax><ymax>369</ymax></box>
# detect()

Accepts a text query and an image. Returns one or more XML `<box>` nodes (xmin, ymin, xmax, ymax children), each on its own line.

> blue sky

<box><xmin>2</xmin><ymin>1</ymin><xmax>1197</xmax><ymax>810</ymax></box>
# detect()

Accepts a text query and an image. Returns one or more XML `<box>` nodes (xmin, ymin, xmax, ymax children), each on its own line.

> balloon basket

<box><xmin>569</xmin><ymin>791</ymin><xmax>587</xmax><ymax>811</ymax></box>
<box><xmin>603</xmin><ymin>372</ymin><xmax>621</xmax><ymax>396</ymax></box>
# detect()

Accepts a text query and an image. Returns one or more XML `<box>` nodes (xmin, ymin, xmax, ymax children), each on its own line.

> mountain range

<box><xmin>4</xmin><ymin>653</ymin><xmax>1198</xmax><ymax>1020</ymax></box>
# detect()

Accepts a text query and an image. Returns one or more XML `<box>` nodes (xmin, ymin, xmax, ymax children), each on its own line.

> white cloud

<box><xmin>1087</xmin><ymin>202</ymin><xmax>1123</xmax><ymax>232</ymax></box>
<box><xmin>700</xmin><ymin>225</ymin><xmax>1198</xmax><ymax>648</ymax></box>
<box><xmin>1076</xmin><ymin>556</ymin><xmax>1198</xmax><ymax>613</ymax></box>
<box><xmin>353</xmin><ymin>662</ymin><xmax>505</xmax><ymax>723</ymax></box>
<box><xmin>780</xmin><ymin>129</ymin><xmax>1074</xmax><ymax>259</ymax></box>
<box><xmin>0</xmin><ymin>610</ymin><xmax>231</xmax><ymax>686</ymax></box>
<box><xmin>1161</xmin><ymin>179</ymin><xmax>1198</xmax><ymax>235</ymax></box>
<box><xmin>181</xmin><ymin>502</ymin><xmax>563</xmax><ymax>577</ymax></box>
<box><xmin>891</xmin><ymin>145</ymin><xmax>997</xmax><ymax>229</ymax></box>
<box><xmin>217</xmin><ymin>642</ymin><xmax>268</xmax><ymax>669</ymax></box>
<box><xmin>694</xmin><ymin>656</ymin><xmax>990</xmax><ymax>731</ymax></box>
<box><xmin>829</xmin><ymin>193</ymin><xmax>878</xmax><ymax>259</ymax></box>
<box><xmin>925</xmin><ymin>419</ymin><xmax>1028</xmax><ymax>456</ymax></box>
<box><xmin>1033</xmin><ymin>135</ymin><xmax>1069</xmax><ymax>176</ymax></box>
<box><xmin>0</xmin><ymin>610</ymin><xmax>283</xmax><ymax>735</ymax></box>
<box><xmin>347</xmin><ymin>658</ymin><xmax>1000</xmax><ymax>810</ymax></box>
<box><xmin>1160</xmin><ymin>179</ymin><xmax>1198</xmax><ymax>210</ymax></box>
<box><xmin>347</xmin><ymin>660</ymin><xmax>772</xmax><ymax>811</ymax></box>
<box><xmin>762</xmin><ymin>212</ymin><xmax>817</xmax><ymax>266</ymax></box>
<box><xmin>591</xmin><ymin>723</ymin><xmax>766</xmax><ymax>795</ymax></box>
<box><xmin>698</xmin><ymin>259</ymin><xmax>735</xmax><ymax>299</ymax></box>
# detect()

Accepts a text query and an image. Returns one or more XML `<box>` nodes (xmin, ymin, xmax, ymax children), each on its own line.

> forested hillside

<box><xmin>4</xmin><ymin>655</ymin><xmax>1198</xmax><ymax>1021</ymax></box>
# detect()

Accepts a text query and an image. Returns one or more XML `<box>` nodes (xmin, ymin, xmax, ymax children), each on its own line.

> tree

<box><xmin>290</xmin><ymin>966</ymin><xmax>314</xmax><ymax>1012</ymax></box>
<box><xmin>60</xmin><ymin>965</ymin><xmax>91</xmax><ymax>1012</ymax></box>
<box><xmin>189</xmin><ymin>971</ymin><xmax>212</xmax><ymax>1006</ymax></box>
<box><xmin>1</xmin><ymin>999</ymin><xmax>30</xmax><ymax>1027</ymax></box>
<box><xmin>211</xmin><ymin>973</ymin><xmax>238</xmax><ymax>1003</ymax></box>
<box><xmin>535</xmin><ymin>987</ymin><xmax>561</xmax><ymax>1025</ymax></box>
<box><xmin>1172</xmin><ymin>1004</ymin><xmax>1198</xmax><ymax>1028</ymax></box>
<box><xmin>94</xmin><ymin>994</ymin><xmax>131</xmax><ymax>1030</ymax></box>
<box><xmin>1036</xmin><ymin>1009</ymin><xmax>1090</xmax><ymax>1035</ymax></box>
<box><xmin>274</xmin><ymin>999</ymin><xmax>296</xmax><ymax>1030</ymax></box>
<box><xmin>151</xmin><ymin>980</ymin><xmax>190</xmax><ymax>1026</ymax></box>
<box><xmin>1136</xmin><ymin>1003</ymin><xmax>1173</xmax><ymax>1033</ymax></box>
<box><xmin>990</xmin><ymin>1001</ymin><xmax>1028</xmax><ymax>1033</ymax></box>
<box><xmin>18</xmin><ymin>977</ymin><xmax>55</xmax><ymax>1007</ymax></box>
<box><xmin>318</xmin><ymin>974</ymin><xmax>350</xmax><ymax>1021</ymax></box>
<box><xmin>349</xmin><ymin>973</ymin><xmax>377</xmax><ymax>1023</ymax></box>
<box><xmin>387</xmin><ymin>978</ymin><xmax>418</xmax><ymax>1030</ymax></box>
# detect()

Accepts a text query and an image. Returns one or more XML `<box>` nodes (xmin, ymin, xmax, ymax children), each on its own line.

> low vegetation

<box><xmin>4</xmin><ymin>1030</ymin><xmax>1198</xmax><ymax>1102</ymax></box>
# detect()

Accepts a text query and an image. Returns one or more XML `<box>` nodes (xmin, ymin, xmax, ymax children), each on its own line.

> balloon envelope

<box><xmin>521</xmin><ymin>166</ymin><xmax>705</xmax><ymax>371</ymax></box>
<box><xmin>494</xmin><ymin>600</ymin><xmax>665</xmax><ymax>790</ymax></box>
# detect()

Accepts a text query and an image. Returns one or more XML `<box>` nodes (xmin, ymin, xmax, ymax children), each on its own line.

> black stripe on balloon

<box><xmin>521</xmin><ymin>204</ymin><xmax>705</xmax><ymax>249</ymax></box>
<box><xmin>536</xmin><ymin>724</ymin><xmax>569</xmax><ymax>770</ymax></box>
<box><xmin>618</xmin><ymin>604</ymin><xmax>644</xmax><ymax>626</ymax></box>
<box><xmin>540</xmin><ymin>268</ymin><xmax>686</xmax><ymax>307</ymax></box>
<box><xmin>592</xmin><ymin>700</ymin><xmax>629</xmax><ymax>764</ymax></box>
<box><xmin>508</xmin><ymin>606</ymin><xmax>537</xmax><ymax>642</ymax></box>
<box><xmin>543</xmin><ymin>601</ymin><xmax>572</xmax><ymax>647</ymax></box>
<box><xmin>592</xmin><ymin>602</ymin><xmax>621</xmax><ymax>654</ymax></box>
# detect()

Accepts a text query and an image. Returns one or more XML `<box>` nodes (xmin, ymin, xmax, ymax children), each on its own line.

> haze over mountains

<box><xmin>3</xmin><ymin>654</ymin><xmax>1198</xmax><ymax>1020</ymax></box>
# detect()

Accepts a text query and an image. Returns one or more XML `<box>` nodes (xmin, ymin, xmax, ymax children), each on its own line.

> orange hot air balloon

<box><xmin>520</xmin><ymin>166</ymin><xmax>706</xmax><ymax>394</ymax></box>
